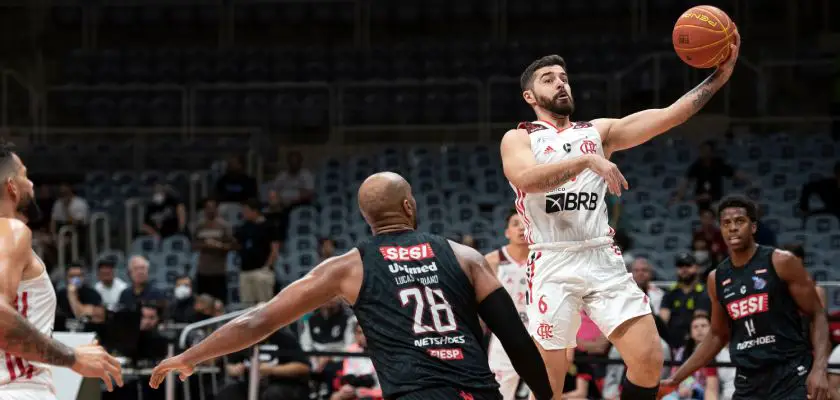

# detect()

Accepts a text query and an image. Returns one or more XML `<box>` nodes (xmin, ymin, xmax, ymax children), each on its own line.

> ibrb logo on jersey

<box><xmin>545</xmin><ymin>192</ymin><xmax>599</xmax><ymax>213</ymax></box>
<box><xmin>726</xmin><ymin>293</ymin><xmax>770</xmax><ymax>320</ymax></box>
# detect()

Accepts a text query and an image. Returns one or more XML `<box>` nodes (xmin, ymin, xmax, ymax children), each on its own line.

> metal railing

<box><xmin>56</xmin><ymin>224</ymin><xmax>80</xmax><ymax>267</ymax></box>
<box><xmin>89</xmin><ymin>211</ymin><xmax>110</xmax><ymax>262</ymax></box>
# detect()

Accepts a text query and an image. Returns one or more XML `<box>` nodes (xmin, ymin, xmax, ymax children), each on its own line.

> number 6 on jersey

<box><xmin>399</xmin><ymin>287</ymin><xmax>457</xmax><ymax>334</ymax></box>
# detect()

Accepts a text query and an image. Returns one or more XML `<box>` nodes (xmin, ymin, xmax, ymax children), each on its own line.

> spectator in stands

<box><xmin>606</xmin><ymin>193</ymin><xmax>632</xmax><ymax>251</ymax></box>
<box><xmin>55</xmin><ymin>261</ymin><xmax>104</xmax><ymax>332</ymax></box>
<box><xmin>32</xmin><ymin>185</ymin><xmax>56</xmax><ymax>269</ymax></box>
<box><xmin>138</xmin><ymin>303</ymin><xmax>169</xmax><ymax>363</ymax></box>
<box><xmin>272</xmin><ymin>150</ymin><xmax>315</xmax><ymax>211</ymax></box>
<box><xmin>659</xmin><ymin>253</ymin><xmax>711</xmax><ymax>349</ymax></box>
<box><xmin>562</xmin><ymin>350</ymin><xmax>602</xmax><ymax>399</ymax></box>
<box><xmin>93</xmin><ymin>258</ymin><xmax>127</xmax><ymax>311</ymax></box>
<box><xmin>234</xmin><ymin>198</ymin><xmax>279</xmax><ymax>305</ymax></box>
<box><xmin>318</xmin><ymin>238</ymin><xmax>336</xmax><ymax>261</ymax></box>
<box><xmin>142</xmin><ymin>184</ymin><xmax>186</xmax><ymax>239</ymax></box>
<box><xmin>692</xmin><ymin>209</ymin><xmax>726</xmax><ymax>263</ymax></box>
<box><xmin>300</xmin><ymin>297</ymin><xmax>354</xmax><ymax>398</ymax></box>
<box><xmin>217</xmin><ymin>326</ymin><xmax>310</xmax><ymax>400</ymax></box>
<box><xmin>193</xmin><ymin>293</ymin><xmax>224</xmax><ymax>321</ymax></box>
<box><xmin>691</xmin><ymin>238</ymin><xmax>715</xmax><ymax>280</ymax></box>
<box><xmin>663</xmin><ymin>314</ymin><xmax>720</xmax><ymax>400</ymax></box>
<box><xmin>216</xmin><ymin>155</ymin><xmax>258</xmax><ymax>203</ymax></box>
<box><xmin>673</xmin><ymin>141</ymin><xmax>748</xmax><ymax>211</ymax></box>
<box><xmin>753</xmin><ymin>206</ymin><xmax>778</xmax><ymax>247</ymax></box>
<box><xmin>562</xmin><ymin>312</ymin><xmax>607</xmax><ymax>399</ymax></box>
<box><xmin>117</xmin><ymin>255</ymin><xmax>165</xmax><ymax>311</ymax></box>
<box><xmin>170</xmin><ymin>275</ymin><xmax>195</xmax><ymax>323</ymax></box>
<box><xmin>50</xmin><ymin>183</ymin><xmax>90</xmax><ymax>260</ymax></box>
<box><xmin>782</xmin><ymin>243</ymin><xmax>827</xmax><ymax>307</ymax></box>
<box><xmin>331</xmin><ymin>319</ymin><xmax>382</xmax><ymax>400</ymax></box>
<box><xmin>263</xmin><ymin>189</ymin><xmax>288</xmax><ymax>248</ymax></box>
<box><xmin>799</xmin><ymin>161</ymin><xmax>840</xmax><ymax>221</ymax></box>
<box><xmin>193</xmin><ymin>197</ymin><xmax>234</xmax><ymax>303</ymax></box>
<box><xmin>630</xmin><ymin>257</ymin><xmax>665</xmax><ymax>314</ymax></box>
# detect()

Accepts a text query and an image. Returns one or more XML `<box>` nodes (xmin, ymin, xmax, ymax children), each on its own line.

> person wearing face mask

<box><xmin>170</xmin><ymin>275</ymin><xmax>196</xmax><ymax>323</ymax></box>
<box><xmin>55</xmin><ymin>262</ymin><xmax>104</xmax><ymax>332</ymax></box>
<box><xmin>658</xmin><ymin>253</ymin><xmax>712</xmax><ymax>349</ymax></box>
<box><xmin>141</xmin><ymin>184</ymin><xmax>186</xmax><ymax>239</ymax></box>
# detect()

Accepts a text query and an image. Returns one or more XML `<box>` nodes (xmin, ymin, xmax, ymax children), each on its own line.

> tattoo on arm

<box><xmin>2</xmin><ymin>314</ymin><xmax>76</xmax><ymax>367</ymax></box>
<box><xmin>683</xmin><ymin>70</ymin><xmax>723</xmax><ymax>113</ymax></box>
<box><xmin>535</xmin><ymin>171</ymin><xmax>576</xmax><ymax>191</ymax></box>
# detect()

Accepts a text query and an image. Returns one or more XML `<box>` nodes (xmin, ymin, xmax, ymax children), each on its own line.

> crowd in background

<box><xmin>19</xmin><ymin>146</ymin><xmax>838</xmax><ymax>399</ymax></box>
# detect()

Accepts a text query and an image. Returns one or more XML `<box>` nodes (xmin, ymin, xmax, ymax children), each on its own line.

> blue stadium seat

<box><xmin>131</xmin><ymin>236</ymin><xmax>159</xmax><ymax>256</ymax></box>
<box><xmin>162</xmin><ymin>234</ymin><xmax>191</xmax><ymax>255</ymax></box>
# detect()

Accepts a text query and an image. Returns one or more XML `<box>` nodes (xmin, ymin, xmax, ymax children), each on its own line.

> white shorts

<box><xmin>526</xmin><ymin>237</ymin><xmax>651</xmax><ymax>350</ymax></box>
<box><xmin>0</xmin><ymin>386</ymin><xmax>56</xmax><ymax>400</ymax></box>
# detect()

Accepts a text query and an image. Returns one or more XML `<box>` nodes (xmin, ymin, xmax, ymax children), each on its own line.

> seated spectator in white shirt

<box><xmin>94</xmin><ymin>259</ymin><xmax>128</xmax><ymax>311</ymax></box>
<box><xmin>273</xmin><ymin>151</ymin><xmax>314</xmax><ymax>209</ymax></box>
<box><xmin>50</xmin><ymin>183</ymin><xmax>89</xmax><ymax>232</ymax></box>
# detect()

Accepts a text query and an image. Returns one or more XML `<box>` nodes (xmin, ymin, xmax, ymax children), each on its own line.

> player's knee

<box><xmin>628</xmin><ymin>342</ymin><xmax>664</xmax><ymax>378</ymax></box>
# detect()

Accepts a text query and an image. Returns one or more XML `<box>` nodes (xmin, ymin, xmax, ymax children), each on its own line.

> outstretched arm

<box><xmin>0</xmin><ymin>220</ymin><xmax>76</xmax><ymax>367</ymax></box>
<box><xmin>149</xmin><ymin>250</ymin><xmax>359</xmax><ymax>388</ymax></box>
<box><xmin>664</xmin><ymin>271</ymin><xmax>729</xmax><ymax>385</ymax></box>
<box><xmin>774</xmin><ymin>250</ymin><xmax>831</xmax><ymax>400</ymax></box>
<box><xmin>596</xmin><ymin>31</ymin><xmax>740</xmax><ymax>155</ymax></box>
<box><xmin>450</xmin><ymin>241</ymin><xmax>554</xmax><ymax>400</ymax></box>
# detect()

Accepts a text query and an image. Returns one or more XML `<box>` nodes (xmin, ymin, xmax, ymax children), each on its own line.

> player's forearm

<box><xmin>666</xmin><ymin>69</ymin><xmax>729</xmax><ymax>124</ymax></box>
<box><xmin>0</xmin><ymin>302</ymin><xmax>75</xmax><ymax>367</ymax></box>
<box><xmin>511</xmin><ymin>155</ymin><xmax>593</xmax><ymax>193</ymax></box>
<box><xmin>811</xmin><ymin>311</ymin><xmax>831</xmax><ymax>373</ymax></box>
<box><xmin>179</xmin><ymin>305</ymin><xmax>276</xmax><ymax>366</ymax></box>
<box><xmin>672</xmin><ymin>333</ymin><xmax>726</xmax><ymax>382</ymax></box>
<box><xmin>478</xmin><ymin>289</ymin><xmax>553</xmax><ymax>400</ymax></box>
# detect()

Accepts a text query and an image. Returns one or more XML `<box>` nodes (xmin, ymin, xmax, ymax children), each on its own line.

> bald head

<box><xmin>358</xmin><ymin>172</ymin><xmax>417</xmax><ymax>233</ymax></box>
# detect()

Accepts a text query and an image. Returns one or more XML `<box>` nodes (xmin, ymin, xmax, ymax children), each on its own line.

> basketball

<box><xmin>672</xmin><ymin>5</ymin><xmax>737</xmax><ymax>68</ymax></box>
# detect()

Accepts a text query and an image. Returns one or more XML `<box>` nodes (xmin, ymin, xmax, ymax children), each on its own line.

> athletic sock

<box><xmin>620</xmin><ymin>376</ymin><xmax>659</xmax><ymax>400</ymax></box>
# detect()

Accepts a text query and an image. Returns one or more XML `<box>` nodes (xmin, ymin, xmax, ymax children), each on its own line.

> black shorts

<box><xmin>392</xmin><ymin>387</ymin><xmax>502</xmax><ymax>400</ymax></box>
<box><xmin>733</xmin><ymin>353</ymin><xmax>812</xmax><ymax>400</ymax></box>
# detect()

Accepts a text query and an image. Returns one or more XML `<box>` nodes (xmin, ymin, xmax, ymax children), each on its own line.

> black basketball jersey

<box><xmin>715</xmin><ymin>245</ymin><xmax>810</xmax><ymax>370</ymax></box>
<box><xmin>352</xmin><ymin>231</ymin><xmax>498</xmax><ymax>398</ymax></box>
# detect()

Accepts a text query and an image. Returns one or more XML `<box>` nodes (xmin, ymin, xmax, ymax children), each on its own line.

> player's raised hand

<box><xmin>806</xmin><ymin>368</ymin><xmax>829</xmax><ymax>400</ymax></box>
<box><xmin>718</xmin><ymin>28</ymin><xmax>740</xmax><ymax>77</ymax></box>
<box><xmin>149</xmin><ymin>354</ymin><xmax>195</xmax><ymax>389</ymax></box>
<box><xmin>70</xmin><ymin>340</ymin><xmax>124</xmax><ymax>392</ymax></box>
<box><xmin>586</xmin><ymin>155</ymin><xmax>629</xmax><ymax>196</ymax></box>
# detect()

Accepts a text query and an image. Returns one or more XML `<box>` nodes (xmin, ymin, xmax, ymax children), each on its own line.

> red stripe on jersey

<box><xmin>14</xmin><ymin>358</ymin><xmax>25</xmax><ymax>378</ymax></box>
<box><xmin>25</xmin><ymin>364</ymin><xmax>33</xmax><ymax>379</ymax></box>
<box><xmin>5</xmin><ymin>352</ymin><xmax>16</xmax><ymax>380</ymax></box>
<box><xmin>21</xmin><ymin>292</ymin><xmax>28</xmax><ymax>317</ymax></box>
<box><xmin>513</xmin><ymin>187</ymin><xmax>534</xmax><ymax>244</ymax></box>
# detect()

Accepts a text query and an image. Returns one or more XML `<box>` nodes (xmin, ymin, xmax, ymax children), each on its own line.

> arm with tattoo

<box><xmin>500</xmin><ymin>129</ymin><xmax>594</xmax><ymax>194</ymax></box>
<box><xmin>0</xmin><ymin>305</ymin><xmax>76</xmax><ymax>366</ymax></box>
<box><xmin>0</xmin><ymin>219</ymin><xmax>76</xmax><ymax>367</ymax></box>
<box><xmin>595</xmin><ymin>31</ymin><xmax>741</xmax><ymax>154</ymax></box>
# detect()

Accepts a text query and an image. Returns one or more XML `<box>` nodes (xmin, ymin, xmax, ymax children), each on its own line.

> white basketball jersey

<box><xmin>0</xmin><ymin>254</ymin><xmax>57</xmax><ymax>391</ymax></box>
<box><xmin>488</xmin><ymin>247</ymin><xmax>528</xmax><ymax>369</ymax></box>
<box><xmin>510</xmin><ymin>120</ymin><xmax>612</xmax><ymax>244</ymax></box>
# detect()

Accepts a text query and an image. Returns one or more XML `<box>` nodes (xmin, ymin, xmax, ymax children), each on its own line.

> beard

<box><xmin>537</xmin><ymin>92</ymin><xmax>575</xmax><ymax>116</ymax></box>
<box><xmin>16</xmin><ymin>192</ymin><xmax>42</xmax><ymax>225</ymax></box>
<box><xmin>678</xmin><ymin>273</ymin><xmax>697</xmax><ymax>285</ymax></box>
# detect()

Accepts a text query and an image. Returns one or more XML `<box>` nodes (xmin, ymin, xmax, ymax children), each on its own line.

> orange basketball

<box><xmin>672</xmin><ymin>5</ymin><xmax>737</xmax><ymax>69</ymax></box>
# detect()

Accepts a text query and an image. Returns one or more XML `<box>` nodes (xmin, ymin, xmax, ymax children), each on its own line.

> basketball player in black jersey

<box><xmin>149</xmin><ymin>172</ymin><xmax>554</xmax><ymax>400</ymax></box>
<box><xmin>663</xmin><ymin>195</ymin><xmax>830</xmax><ymax>400</ymax></box>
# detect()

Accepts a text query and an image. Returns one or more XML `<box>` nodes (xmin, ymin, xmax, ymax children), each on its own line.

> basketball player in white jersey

<box><xmin>500</xmin><ymin>33</ymin><xmax>740</xmax><ymax>400</ymax></box>
<box><xmin>485</xmin><ymin>210</ymin><xmax>530</xmax><ymax>400</ymax></box>
<box><xmin>0</xmin><ymin>143</ymin><xmax>122</xmax><ymax>399</ymax></box>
